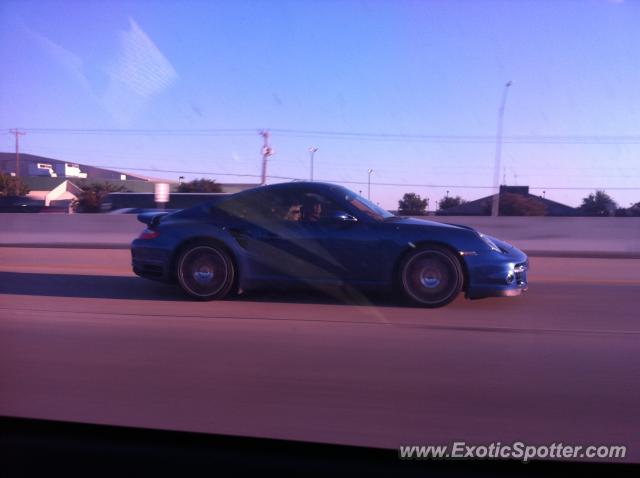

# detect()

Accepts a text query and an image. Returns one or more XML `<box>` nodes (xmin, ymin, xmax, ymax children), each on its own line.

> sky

<box><xmin>1</xmin><ymin>0</ymin><xmax>639</xmax><ymax>209</ymax></box>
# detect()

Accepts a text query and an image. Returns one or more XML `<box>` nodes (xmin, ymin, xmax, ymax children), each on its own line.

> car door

<box><xmin>215</xmin><ymin>189</ymin><xmax>298</xmax><ymax>281</ymax></box>
<box><xmin>218</xmin><ymin>187</ymin><xmax>393</xmax><ymax>285</ymax></box>
<box><xmin>294</xmin><ymin>218</ymin><xmax>391</xmax><ymax>284</ymax></box>
<box><xmin>262</xmin><ymin>189</ymin><xmax>392</xmax><ymax>284</ymax></box>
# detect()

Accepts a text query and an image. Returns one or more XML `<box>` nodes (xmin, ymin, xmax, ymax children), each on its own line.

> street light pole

<box><xmin>260</xmin><ymin>130</ymin><xmax>273</xmax><ymax>186</ymax></box>
<box><xmin>9</xmin><ymin>129</ymin><xmax>26</xmax><ymax>195</ymax></box>
<box><xmin>309</xmin><ymin>147</ymin><xmax>318</xmax><ymax>181</ymax></box>
<box><xmin>491</xmin><ymin>81</ymin><xmax>512</xmax><ymax>217</ymax></box>
<box><xmin>367</xmin><ymin>168</ymin><xmax>374</xmax><ymax>200</ymax></box>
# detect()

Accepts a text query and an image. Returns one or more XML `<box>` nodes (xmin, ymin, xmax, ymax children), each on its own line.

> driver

<box><xmin>302</xmin><ymin>197</ymin><xmax>322</xmax><ymax>221</ymax></box>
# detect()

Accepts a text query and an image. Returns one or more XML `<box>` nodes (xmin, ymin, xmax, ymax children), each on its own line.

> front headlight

<box><xmin>478</xmin><ymin>233</ymin><xmax>501</xmax><ymax>252</ymax></box>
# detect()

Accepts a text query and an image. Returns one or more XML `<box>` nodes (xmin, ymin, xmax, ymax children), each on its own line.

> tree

<box><xmin>579</xmin><ymin>190</ymin><xmax>617</xmax><ymax>217</ymax></box>
<box><xmin>398</xmin><ymin>192</ymin><xmax>428</xmax><ymax>216</ymax></box>
<box><xmin>438</xmin><ymin>195</ymin><xmax>466</xmax><ymax>211</ymax></box>
<box><xmin>497</xmin><ymin>193</ymin><xmax>546</xmax><ymax>216</ymax></box>
<box><xmin>0</xmin><ymin>173</ymin><xmax>30</xmax><ymax>197</ymax></box>
<box><xmin>177</xmin><ymin>178</ymin><xmax>223</xmax><ymax>193</ymax></box>
<box><xmin>72</xmin><ymin>182</ymin><xmax>128</xmax><ymax>213</ymax></box>
<box><xmin>615</xmin><ymin>202</ymin><xmax>640</xmax><ymax>217</ymax></box>
<box><xmin>614</xmin><ymin>207</ymin><xmax>630</xmax><ymax>217</ymax></box>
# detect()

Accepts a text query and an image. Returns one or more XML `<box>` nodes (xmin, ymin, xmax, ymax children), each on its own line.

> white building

<box><xmin>27</xmin><ymin>161</ymin><xmax>88</xmax><ymax>178</ymax></box>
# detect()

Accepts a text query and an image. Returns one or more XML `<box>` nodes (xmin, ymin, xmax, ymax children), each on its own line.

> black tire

<box><xmin>399</xmin><ymin>245</ymin><xmax>464</xmax><ymax>308</ymax></box>
<box><xmin>176</xmin><ymin>243</ymin><xmax>235</xmax><ymax>300</ymax></box>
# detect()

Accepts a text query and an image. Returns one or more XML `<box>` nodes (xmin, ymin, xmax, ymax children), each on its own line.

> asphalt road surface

<box><xmin>1</xmin><ymin>248</ymin><xmax>639</xmax><ymax>462</ymax></box>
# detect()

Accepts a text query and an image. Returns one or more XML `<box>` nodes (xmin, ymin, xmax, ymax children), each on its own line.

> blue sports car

<box><xmin>131</xmin><ymin>182</ymin><xmax>528</xmax><ymax>308</ymax></box>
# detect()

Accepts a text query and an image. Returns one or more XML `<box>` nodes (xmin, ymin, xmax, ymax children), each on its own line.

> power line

<box><xmin>26</xmin><ymin>145</ymin><xmax>640</xmax><ymax>172</ymax></box>
<box><xmin>319</xmin><ymin>180</ymin><xmax>640</xmax><ymax>191</ymax></box>
<box><xmin>92</xmin><ymin>165</ymin><xmax>267</xmax><ymax>179</ymax></box>
<box><xmin>13</xmin><ymin>128</ymin><xmax>258</xmax><ymax>137</ymax></box>
<box><xmin>272</xmin><ymin>129</ymin><xmax>640</xmax><ymax>144</ymax></box>
<box><xmin>7</xmin><ymin>127</ymin><xmax>640</xmax><ymax>144</ymax></box>
<box><xmin>89</xmin><ymin>164</ymin><xmax>640</xmax><ymax>190</ymax></box>
<box><xmin>6</xmin><ymin>128</ymin><xmax>638</xmax><ymax>192</ymax></box>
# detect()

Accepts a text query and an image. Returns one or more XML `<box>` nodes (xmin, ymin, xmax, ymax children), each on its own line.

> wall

<box><xmin>1</xmin><ymin>213</ymin><xmax>639</xmax><ymax>256</ymax></box>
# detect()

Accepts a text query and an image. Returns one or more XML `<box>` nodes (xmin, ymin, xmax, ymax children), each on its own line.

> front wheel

<box><xmin>399</xmin><ymin>246</ymin><xmax>464</xmax><ymax>308</ymax></box>
<box><xmin>176</xmin><ymin>244</ymin><xmax>235</xmax><ymax>300</ymax></box>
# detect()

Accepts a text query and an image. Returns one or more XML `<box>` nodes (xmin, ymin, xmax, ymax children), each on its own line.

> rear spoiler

<box><xmin>137</xmin><ymin>211</ymin><xmax>170</xmax><ymax>227</ymax></box>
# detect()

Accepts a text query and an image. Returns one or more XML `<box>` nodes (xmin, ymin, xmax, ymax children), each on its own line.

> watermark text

<box><xmin>399</xmin><ymin>442</ymin><xmax>627</xmax><ymax>463</ymax></box>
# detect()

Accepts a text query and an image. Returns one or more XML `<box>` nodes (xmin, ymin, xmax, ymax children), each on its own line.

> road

<box><xmin>1</xmin><ymin>248</ymin><xmax>639</xmax><ymax>462</ymax></box>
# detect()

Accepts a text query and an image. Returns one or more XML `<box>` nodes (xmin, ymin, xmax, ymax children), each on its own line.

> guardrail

<box><xmin>1</xmin><ymin>213</ymin><xmax>639</xmax><ymax>257</ymax></box>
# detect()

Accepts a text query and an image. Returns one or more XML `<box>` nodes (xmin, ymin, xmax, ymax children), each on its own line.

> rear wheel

<box><xmin>399</xmin><ymin>246</ymin><xmax>463</xmax><ymax>308</ymax></box>
<box><xmin>176</xmin><ymin>244</ymin><xmax>235</xmax><ymax>300</ymax></box>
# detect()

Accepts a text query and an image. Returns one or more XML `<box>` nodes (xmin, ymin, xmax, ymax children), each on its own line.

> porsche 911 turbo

<box><xmin>131</xmin><ymin>182</ymin><xmax>528</xmax><ymax>308</ymax></box>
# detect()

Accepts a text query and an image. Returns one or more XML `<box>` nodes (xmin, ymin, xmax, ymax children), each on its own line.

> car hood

<box><xmin>387</xmin><ymin>216</ymin><xmax>477</xmax><ymax>232</ymax></box>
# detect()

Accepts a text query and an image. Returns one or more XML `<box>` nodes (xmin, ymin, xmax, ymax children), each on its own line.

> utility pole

<box><xmin>491</xmin><ymin>81</ymin><xmax>512</xmax><ymax>217</ymax></box>
<box><xmin>260</xmin><ymin>130</ymin><xmax>273</xmax><ymax>186</ymax></box>
<box><xmin>308</xmin><ymin>147</ymin><xmax>318</xmax><ymax>181</ymax></box>
<box><xmin>9</xmin><ymin>129</ymin><xmax>26</xmax><ymax>196</ymax></box>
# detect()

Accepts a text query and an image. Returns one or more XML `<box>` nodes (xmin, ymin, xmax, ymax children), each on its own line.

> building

<box><xmin>26</xmin><ymin>179</ymin><xmax>83</xmax><ymax>207</ymax></box>
<box><xmin>0</xmin><ymin>152</ymin><xmax>148</xmax><ymax>181</ymax></box>
<box><xmin>1</xmin><ymin>152</ymin><xmax>259</xmax><ymax>210</ymax></box>
<box><xmin>27</xmin><ymin>161</ymin><xmax>88</xmax><ymax>179</ymax></box>
<box><xmin>437</xmin><ymin>185</ymin><xmax>578</xmax><ymax>216</ymax></box>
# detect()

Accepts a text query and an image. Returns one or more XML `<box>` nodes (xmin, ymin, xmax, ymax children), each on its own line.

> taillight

<box><xmin>138</xmin><ymin>228</ymin><xmax>160</xmax><ymax>240</ymax></box>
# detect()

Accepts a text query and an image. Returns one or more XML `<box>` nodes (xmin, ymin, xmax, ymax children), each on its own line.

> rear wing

<box><xmin>137</xmin><ymin>211</ymin><xmax>170</xmax><ymax>227</ymax></box>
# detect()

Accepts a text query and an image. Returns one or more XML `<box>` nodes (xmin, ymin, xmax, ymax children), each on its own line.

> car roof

<box><xmin>246</xmin><ymin>182</ymin><xmax>346</xmax><ymax>195</ymax></box>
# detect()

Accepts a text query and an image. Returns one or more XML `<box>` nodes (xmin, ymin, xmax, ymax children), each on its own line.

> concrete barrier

<box><xmin>0</xmin><ymin>213</ymin><xmax>141</xmax><ymax>249</ymax></box>
<box><xmin>1</xmin><ymin>213</ymin><xmax>639</xmax><ymax>257</ymax></box>
<box><xmin>421</xmin><ymin>216</ymin><xmax>640</xmax><ymax>257</ymax></box>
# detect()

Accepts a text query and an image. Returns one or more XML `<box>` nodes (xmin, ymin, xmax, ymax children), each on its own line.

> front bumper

<box><xmin>464</xmin><ymin>244</ymin><xmax>529</xmax><ymax>299</ymax></box>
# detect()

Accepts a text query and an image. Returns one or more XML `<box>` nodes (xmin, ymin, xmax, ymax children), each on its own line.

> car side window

<box><xmin>288</xmin><ymin>190</ymin><xmax>341</xmax><ymax>222</ymax></box>
<box><xmin>217</xmin><ymin>188</ymin><xmax>346</xmax><ymax>224</ymax></box>
<box><xmin>217</xmin><ymin>190</ymin><xmax>285</xmax><ymax>223</ymax></box>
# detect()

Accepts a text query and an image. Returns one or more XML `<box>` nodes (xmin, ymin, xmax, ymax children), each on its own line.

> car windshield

<box><xmin>339</xmin><ymin>187</ymin><xmax>394</xmax><ymax>222</ymax></box>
